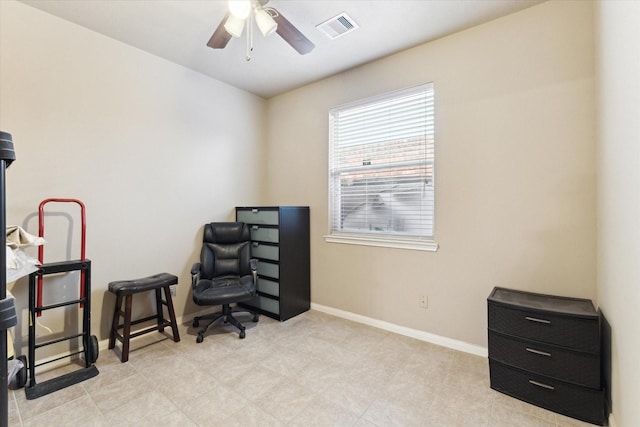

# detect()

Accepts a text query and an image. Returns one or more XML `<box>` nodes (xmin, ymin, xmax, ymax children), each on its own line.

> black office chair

<box><xmin>191</xmin><ymin>222</ymin><xmax>259</xmax><ymax>343</ymax></box>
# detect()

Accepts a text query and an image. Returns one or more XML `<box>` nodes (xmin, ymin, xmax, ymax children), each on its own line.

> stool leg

<box><xmin>163</xmin><ymin>286</ymin><xmax>180</xmax><ymax>343</ymax></box>
<box><xmin>109</xmin><ymin>294</ymin><xmax>122</xmax><ymax>350</ymax></box>
<box><xmin>121</xmin><ymin>295</ymin><xmax>133</xmax><ymax>363</ymax></box>
<box><xmin>155</xmin><ymin>288</ymin><xmax>164</xmax><ymax>332</ymax></box>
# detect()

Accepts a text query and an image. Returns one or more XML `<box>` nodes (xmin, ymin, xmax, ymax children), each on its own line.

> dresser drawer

<box><xmin>489</xmin><ymin>360</ymin><xmax>605</xmax><ymax>426</ymax></box>
<box><xmin>488</xmin><ymin>331</ymin><xmax>600</xmax><ymax>388</ymax></box>
<box><xmin>251</xmin><ymin>242</ymin><xmax>279</xmax><ymax>261</ymax></box>
<box><xmin>249</xmin><ymin>225</ymin><xmax>279</xmax><ymax>243</ymax></box>
<box><xmin>257</xmin><ymin>260</ymin><xmax>279</xmax><ymax>279</ymax></box>
<box><xmin>245</xmin><ymin>295</ymin><xmax>280</xmax><ymax>316</ymax></box>
<box><xmin>237</xmin><ymin>208</ymin><xmax>279</xmax><ymax>225</ymax></box>
<box><xmin>488</xmin><ymin>303</ymin><xmax>599</xmax><ymax>353</ymax></box>
<box><xmin>257</xmin><ymin>277</ymin><xmax>279</xmax><ymax>297</ymax></box>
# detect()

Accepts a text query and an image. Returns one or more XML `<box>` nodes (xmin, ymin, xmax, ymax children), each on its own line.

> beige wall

<box><xmin>266</xmin><ymin>0</ymin><xmax>596</xmax><ymax>348</ymax></box>
<box><xmin>596</xmin><ymin>1</ymin><xmax>640</xmax><ymax>425</ymax></box>
<box><xmin>1</xmin><ymin>1</ymin><xmax>267</xmax><ymax>355</ymax></box>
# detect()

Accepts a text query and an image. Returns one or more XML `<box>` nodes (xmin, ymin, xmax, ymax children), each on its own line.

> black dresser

<box><xmin>487</xmin><ymin>287</ymin><xmax>606</xmax><ymax>425</ymax></box>
<box><xmin>236</xmin><ymin>206</ymin><xmax>310</xmax><ymax>321</ymax></box>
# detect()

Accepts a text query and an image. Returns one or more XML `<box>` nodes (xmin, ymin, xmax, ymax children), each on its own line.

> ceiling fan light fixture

<box><xmin>255</xmin><ymin>7</ymin><xmax>277</xmax><ymax>37</ymax></box>
<box><xmin>224</xmin><ymin>14</ymin><xmax>246</xmax><ymax>37</ymax></box>
<box><xmin>228</xmin><ymin>0</ymin><xmax>251</xmax><ymax>19</ymax></box>
<box><xmin>208</xmin><ymin>1</ymin><xmax>315</xmax><ymax>58</ymax></box>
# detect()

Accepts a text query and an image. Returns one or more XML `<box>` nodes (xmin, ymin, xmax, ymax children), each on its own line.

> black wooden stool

<box><xmin>108</xmin><ymin>273</ymin><xmax>180</xmax><ymax>362</ymax></box>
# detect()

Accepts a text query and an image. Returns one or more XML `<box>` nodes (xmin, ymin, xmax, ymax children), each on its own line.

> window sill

<box><xmin>324</xmin><ymin>233</ymin><xmax>438</xmax><ymax>252</ymax></box>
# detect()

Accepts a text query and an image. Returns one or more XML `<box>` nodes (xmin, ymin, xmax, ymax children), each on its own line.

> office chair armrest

<box><xmin>250</xmin><ymin>258</ymin><xmax>258</xmax><ymax>288</ymax></box>
<box><xmin>191</xmin><ymin>262</ymin><xmax>201</xmax><ymax>288</ymax></box>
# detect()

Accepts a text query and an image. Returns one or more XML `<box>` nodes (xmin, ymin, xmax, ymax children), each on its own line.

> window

<box><xmin>326</xmin><ymin>83</ymin><xmax>437</xmax><ymax>251</ymax></box>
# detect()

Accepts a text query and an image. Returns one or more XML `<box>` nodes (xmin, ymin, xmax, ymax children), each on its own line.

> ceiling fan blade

<box><xmin>270</xmin><ymin>8</ymin><xmax>315</xmax><ymax>55</ymax></box>
<box><xmin>207</xmin><ymin>13</ymin><xmax>232</xmax><ymax>49</ymax></box>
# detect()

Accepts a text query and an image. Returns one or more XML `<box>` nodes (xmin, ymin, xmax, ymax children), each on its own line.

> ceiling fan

<box><xmin>207</xmin><ymin>0</ymin><xmax>315</xmax><ymax>60</ymax></box>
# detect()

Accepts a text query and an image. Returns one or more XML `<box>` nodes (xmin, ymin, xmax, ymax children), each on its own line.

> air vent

<box><xmin>316</xmin><ymin>12</ymin><xmax>359</xmax><ymax>40</ymax></box>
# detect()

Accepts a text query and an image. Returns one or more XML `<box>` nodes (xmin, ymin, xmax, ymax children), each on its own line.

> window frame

<box><xmin>324</xmin><ymin>83</ymin><xmax>438</xmax><ymax>252</ymax></box>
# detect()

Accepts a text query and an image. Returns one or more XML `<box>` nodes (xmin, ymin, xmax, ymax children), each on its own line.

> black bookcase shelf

<box><xmin>236</xmin><ymin>206</ymin><xmax>310</xmax><ymax>321</ymax></box>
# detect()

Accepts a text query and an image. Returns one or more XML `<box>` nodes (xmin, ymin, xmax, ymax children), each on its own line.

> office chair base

<box><xmin>193</xmin><ymin>304</ymin><xmax>258</xmax><ymax>343</ymax></box>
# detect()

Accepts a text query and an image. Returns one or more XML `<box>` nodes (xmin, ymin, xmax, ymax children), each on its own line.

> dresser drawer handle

<box><xmin>252</xmin><ymin>225</ymin><xmax>259</xmax><ymax>230</ymax></box>
<box><xmin>251</xmin><ymin>209</ymin><xmax>259</xmax><ymax>213</ymax></box>
<box><xmin>252</xmin><ymin>242</ymin><xmax>260</xmax><ymax>247</ymax></box>
<box><xmin>528</xmin><ymin>380</ymin><xmax>555</xmax><ymax>390</ymax></box>
<box><xmin>526</xmin><ymin>347</ymin><xmax>551</xmax><ymax>357</ymax></box>
<box><xmin>525</xmin><ymin>316</ymin><xmax>551</xmax><ymax>325</ymax></box>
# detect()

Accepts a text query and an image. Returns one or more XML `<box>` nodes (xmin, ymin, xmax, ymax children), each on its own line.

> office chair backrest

<box><xmin>200</xmin><ymin>222</ymin><xmax>251</xmax><ymax>280</ymax></box>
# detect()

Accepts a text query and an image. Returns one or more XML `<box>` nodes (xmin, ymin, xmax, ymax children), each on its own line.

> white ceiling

<box><xmin>19</xmin><ymin>0</ymin><xmax>544</xmax><ymax>99</ymax></box>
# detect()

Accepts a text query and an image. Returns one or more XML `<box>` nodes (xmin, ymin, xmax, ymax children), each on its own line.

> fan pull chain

<box><xmin>246</xmin><ymin>13</ymin><xmax>254</xmax><ymax>61</ymax></box>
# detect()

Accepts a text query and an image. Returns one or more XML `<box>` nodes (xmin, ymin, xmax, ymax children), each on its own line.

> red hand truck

<box><xmin>20</xmin><ymin>198</ymin><xmax>99</xmax><ymax>399</ymax></box>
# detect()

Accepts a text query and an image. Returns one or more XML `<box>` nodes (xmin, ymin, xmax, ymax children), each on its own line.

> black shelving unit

<box><xmin>236</xmin><ymin>206</ymin><xmax>310</xmax><ymax>321</ymax></box>
<box><xmin>1</xmin><ymin>131</ymin><xmax>17</xmax><ymax>427</ymax></box>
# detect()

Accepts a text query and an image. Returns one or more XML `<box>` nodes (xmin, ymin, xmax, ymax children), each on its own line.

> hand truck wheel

<box><xmin>89</xmin><ymin>335</ymin><xmax>99</xmax><ymax>364</ymax></box>
<box><xmin>15</xmin><ymin>355</ymin><xmax>28</xmax><ymax>389</ymax></box>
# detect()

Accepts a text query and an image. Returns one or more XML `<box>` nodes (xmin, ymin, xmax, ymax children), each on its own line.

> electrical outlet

<box><xmin>419</xmin><ymin>295</ymin><xmax>428</xmax><ymax>309</ymax></box>
<box><xmin>170</xmin><ymin>285</ymin><xmax>177</xmax><ymax>297</ymax></box>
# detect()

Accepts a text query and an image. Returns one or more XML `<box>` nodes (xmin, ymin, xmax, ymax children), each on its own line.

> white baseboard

<box><xmin>310</xmin><ymin>303</ymin><xmax>488</xmax><ymax>357</ymax></box>
<box><xmin>608</xmin><ymin>413</ymin><xmax>617</xmax><ymax>427</ymax></box>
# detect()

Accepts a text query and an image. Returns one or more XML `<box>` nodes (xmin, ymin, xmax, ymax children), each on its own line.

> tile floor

<box><xmin>7</xmin><ymin>310</ymin><xmax>599</xmax><ymax>426</ymax></box>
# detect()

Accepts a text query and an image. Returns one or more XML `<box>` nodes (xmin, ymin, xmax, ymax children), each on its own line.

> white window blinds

<box><xmin>328</xmin><ymin>83</ymin><xmax>435</xmax><ymax>241</ymax></box>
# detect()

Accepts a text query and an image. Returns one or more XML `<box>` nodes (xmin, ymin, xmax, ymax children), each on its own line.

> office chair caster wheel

<box><xmin>253</xmin><ymin>314</ymin><xmax>259</xmax><ymax>322</ymax></box>
<box><xmin>196</xmin><ymin>333</ymin><xmax>204</xmax><ymax>343</ymax></box>
<box><xmin>193</xmin><ymin>318</ymin><xmax>199</xmax><ymax>327</ymax></box>
<box><xmin>239</xmin><ymin>330</ymin><xmax>246</xmax><ymax>339</ymax></box>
